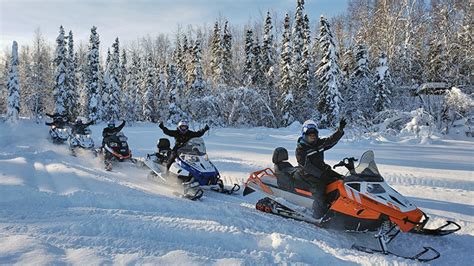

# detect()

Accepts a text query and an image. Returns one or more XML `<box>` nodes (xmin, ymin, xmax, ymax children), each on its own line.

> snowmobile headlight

<box><xmin>109</xmin><ymin>142</ymin><xmax>118</xmax><ymax>147</ymax></box>
<box><xmin>367</xmin><ymin>184</ymin><xmax>385</xmax><ymax>194</ymax></box>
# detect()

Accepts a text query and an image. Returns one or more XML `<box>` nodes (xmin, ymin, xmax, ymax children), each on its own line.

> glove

<box><xmin>204</xmin><ymin>124</ymin><xmax>210</xmax><ymax>131</ymax></box>
<box><xmin>159</xmin><ymin>122</ymin><xmax>164</xmax><ymax>129</ymax></box>
<box><xmin>338</xmin><ymin>118</ymin><xmax>347</xmax><ymax>130</ymax></box>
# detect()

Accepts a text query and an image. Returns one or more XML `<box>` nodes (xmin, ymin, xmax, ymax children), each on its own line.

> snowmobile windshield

<box><xmin>177</xmin><ymin>138</ymin><xmax>207</xmax><ymax>156</ymax></box>
<box><xmin>353</xmin><ymin>150</ymin><xmax>383</xmax><ymax>180</ymax></box>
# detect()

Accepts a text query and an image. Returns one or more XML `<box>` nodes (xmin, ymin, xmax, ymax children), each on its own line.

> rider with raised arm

<box><xmin>159</xmin><ymin>120</ymin><xmax>209</xmax><ymax>170</ymax></box>
<box><xmin>295</xmin><ymin>118</ymin><xmax>346</xmax><ymax>220</ymax></box>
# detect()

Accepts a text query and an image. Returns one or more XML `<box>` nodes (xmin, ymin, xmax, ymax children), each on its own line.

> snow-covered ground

<box><xmin>1</xmin><ymin>120</ymin><xmax>473</xmax><ymax>265</ymax></box>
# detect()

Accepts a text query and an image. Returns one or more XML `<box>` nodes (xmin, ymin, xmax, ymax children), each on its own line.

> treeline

<box><xmin>1</xmin><ymin>0</ymin><xmax>472</xmax><ymax>131</ymax></box>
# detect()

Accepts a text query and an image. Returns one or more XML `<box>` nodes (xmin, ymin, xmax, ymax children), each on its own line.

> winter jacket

<box><xmin>71</xmin><ymin>121</ymin><xmax>94</xmax><ymax>135</ymax></box>
<box><xmin>45</xmin><ymin>113</ymin><xmax>68</xmax><ymax>128</ymax></box>
<box><xmin>102</xmin><ymin>121</ymin><xmax>126</xmax><ymax>138</ymax></box>
<box><xmin>159</xmin><ymin>123</ymin><xmax>208</xmax><ymax>151</ymax></box>
<box><xmin>295</xmin><ymin>128</ymin><xmax>344</xmax><ymax>174</ymax></box>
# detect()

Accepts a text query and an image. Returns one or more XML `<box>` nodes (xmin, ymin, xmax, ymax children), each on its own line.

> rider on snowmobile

<box><xmin>45</xmin><ymin>112</ymin><xmax>69</xmax><ymax>128</ymax></box>
<box><xmin>159</xmin><ymin>120</ymin><xmax>210</xmax><ymax>170</ymax></box>
<box><xmin>295</xmin><ymin>118</ymin><xmax>347</xmax><ymax>220</ymax></box>
<box><xmin>102</xmin><ymin>120</ymin><xmax>126</xmax><ymax>147</ymax></box>
<box><xmin>70</xmin><ymin>117</ymin><xmax>94</xmax><ymax>135</ymax></box>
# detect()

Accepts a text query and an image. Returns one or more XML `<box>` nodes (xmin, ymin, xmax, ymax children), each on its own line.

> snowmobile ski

<box><xmin>351</xmin><ymin>244</ymin><xmax>440</xmax><ymax>262</ymax></box>
<box><xmin>209</xmin><ymin>179</ymin><xmax>240</xmax><ymax>195</ymax></box>
<box><xmin>351</xmin><ymin>220</ymin><xmax>441</xmax><ymax>262</ymax></box>
<box><xmin>409</xmin><ymin>213</ymin><xmax>461</xmax><ymax>236</ymax></box>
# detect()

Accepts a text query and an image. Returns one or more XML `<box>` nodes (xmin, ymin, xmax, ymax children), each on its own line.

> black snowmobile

<box><xmin>45</xmin><ymin>113</ymin><xmax>70</xmax><ymax>144</ymax></box>
<box><xmin>101</xmin><ymin>131</ymin><xmax>134</xmax><ymax>171</ymax></box>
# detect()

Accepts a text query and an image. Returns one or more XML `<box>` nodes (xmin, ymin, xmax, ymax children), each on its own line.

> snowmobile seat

<box><xmin>272</xmin><ymin>147</ymin><xmax>298</xmax><ymax>190</ymax></box>
<box><xmin>157</xmin><ymin>138</ymin><xmax>171</xmax><ymax>154</ymax></box>
<box><xmin>153</xmin><ymin>138</ymin><xmax>171</xmax><ymax>163</ymax></box>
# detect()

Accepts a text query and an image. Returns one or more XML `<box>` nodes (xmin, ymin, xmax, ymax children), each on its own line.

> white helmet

<box><xmin>177</xmin><ymin>120</ymin><xmax>189</xmax><ymax>133</ymax></box>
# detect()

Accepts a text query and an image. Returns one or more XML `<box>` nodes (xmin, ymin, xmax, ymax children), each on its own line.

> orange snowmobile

<box><xmin>243</xmin><ymin>148</ymin><xmax>460</xmax><ymax>262</ymax></box>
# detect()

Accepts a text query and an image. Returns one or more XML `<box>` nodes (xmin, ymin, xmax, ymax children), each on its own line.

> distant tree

<box><xmin>85</xmin><ymin>26</ymin><xmax>100</xmax><ymax>121</ymax></box>
<box><xmin>209</xmin><ymin>21</ymin><xmax>222</xmax><ymax>85</ymax></box>
<box><xmin>279</xmin><ymin>13</ymin><xmax>294</xmax><ymax>126</ymax></box>
<box><xmin>221</xmin><ymin>21</ymin><xmax>233</xmax><ymax>86</ymax></box>
<box><xmin>102</xmin><ymin>38</ymin><xmax>122</xmax><ymax>121</ymax></box>
<box><xmin>243</xmin><ymin>28</ymin><xmax>254</xmax><ymax>87</ymax></box>
<box><xmin>53</xmin><ymin>26</ymin><xmax>67</xmax><ymax>115</ymax></box>
<box><xmin>65</xmin><ymin>30</ymin><xmax>78</xmax><ymax>119</ymax></box>
<box><xmin>6</xmin><ymin>41</ymin><xmax>20</xmax><ymax>123</ymax></box>
<box><xmin>373</xmin><ymin>52</ymin><xmax>392</xmax><ymax>112</ymax></box>
<box><xmin>316</xmin><ymin>16</ymin><xmax>343</xmax><ymax>127</ymax></box>
<box><xmin>142</xmin><ymin>54</ymin><xmax>156</xmax><ymax>122</ymax></box>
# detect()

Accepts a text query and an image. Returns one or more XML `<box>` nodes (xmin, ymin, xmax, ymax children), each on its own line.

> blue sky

<box><xmin>1</xmin><ymin>0</ymin><xmax>348</xmax><ymax>52</ymax></box>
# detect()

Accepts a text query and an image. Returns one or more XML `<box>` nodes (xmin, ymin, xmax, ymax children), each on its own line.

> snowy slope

<box><xmin>0</xmin><ymin>120</ymin><xmax>473</xmax><ymax>265</ymax></box>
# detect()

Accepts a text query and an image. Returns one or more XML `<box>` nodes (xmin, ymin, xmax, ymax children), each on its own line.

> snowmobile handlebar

<box><xmin>333</xmin><ymin>157</ymin><xmax>358</xmax><ymax>171</ymax></box>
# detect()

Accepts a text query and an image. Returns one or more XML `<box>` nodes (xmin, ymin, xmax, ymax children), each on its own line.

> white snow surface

<box><xmin>1</xmin><ymin>120</ymin><xmax>473</xmax><ymax>265</ymax></box>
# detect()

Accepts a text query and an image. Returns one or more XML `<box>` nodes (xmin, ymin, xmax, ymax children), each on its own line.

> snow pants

<box><xmin>300</xmin><ymin>167</ymin><xmax>341</xmax><ymax>219</ymax></box>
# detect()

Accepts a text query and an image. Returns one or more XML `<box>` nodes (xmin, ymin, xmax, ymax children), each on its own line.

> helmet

<box><xmin>177</xmin><ymin>120</ymin><xmax>189</xmax><ymax>133</ymax></box>
<box><xmin>107</xmin><ymin>121</ymin><xmax>115</xmax><ymax>129</ymax></box>
<box><xmin>302</xmin><ymin>120</ymin><xmax>318</xmax><ymax>143</ymax></box>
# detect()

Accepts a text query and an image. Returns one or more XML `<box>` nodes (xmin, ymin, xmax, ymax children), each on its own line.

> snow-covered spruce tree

<box><xmin>120</xmin><ymin>49</ymin><xmax>131</xmax><ymax>121</ymax></box>
<box><xmin>53</xmin><ymin>26</ymin><xmax>67</xmax><ymax>115</ymax></box>
<box><xmin>168</xmin><ymin>42</ymin><xmax>188</xmax><ymax>123</ymax></box>
<box><xmin>279</xmin><ymin>13</ymin><xmax>294</xmax><ymax>126</ymax></box>
<box><xmin>296</xmin><ymin>13</ymin><xmax>313</xmax><ymax>121</ymax></box>
<box><xmin>373</xmin><ymin>52</ymin><xmax>392</xmax><ymax>112</ymax></box>
<box><xmin>345</xmin><ymin>42</ymin><xmax>373</xmax><ymax>122</ymax></box>
<box><xmin>102</xmin><ymin>38</ymin><xmax>122</xmax><ymax>121</ymax></box>
<box><xmin>243</xmin><ymin>28</ymin><xmax>254</xmax><ymax>87</ymax></box>
<box><xmin>316</xmin><ymin>16</ymin><xmax>343</xmax><ymax>128</ymax></box>
<box><xmin>6</xmin><ymin>41</ymin><xmax>20</xmax><ymax>123</ymax></box>
<box><xmin>261</xmin><ymin>12</ymin><xmax>278</xmax><ymax>116</ymax></box>
<box><xmin>19</xmin><ymin>46</ymin><xmax>33</xmax><ymax>117</ymax></box>
<box><xmin>252</xmin><ymin>36</ymin><xmax>265</xmax><ymax>88</ymax></box>
<box><xmin>457</xmin><ymin>2</ymin><xmax>473</xmax><ymax>85</ymax></box>
<box><xmin>30</xmin><ymin>29</ymin><xmax>51</xmax><ymax>120</ymax></box>
<box><xmin>262</xmin><ymin>11</ymin><xmax>275</xmax><ymax>88</ymax></box>
<box><xmin>155</xmin><ymin>67</ymin><xmax>167</xmax><ymax>122</ymax></box>
<box><xmin>209</xmin><ymin>21</ymin><xmax>222</xmax><ymax>85</ymax></box>
<box><xmin>76</xmin><ymin>45</ymin><xmax>88</xmax><ymax>117</ymax></box>
<box><xmin>99</xmin><ymin>49</ymin><xmax>111</xmax><ymax>121</ymax></box>
<box><xmin>183</xmin><ymin>36</ymin><xmax>194</xmax><ymax>89</ymax></box>
<box><xmin>189</xmin><ymin>39</ymin><xmax>205</xmax><ymax>96</ymax></box>
<box><xmin>142</xmin><ymin>54</ymin><xmax>156</xmax><ymax>122</ymax></box>
<box><xmin>221</xmin><ymin>21</ymin><xmax>233</xmax><ymax>86</ymax></box>
<box><xmin>129</xmin><ymin>52</ymin><xmax>142</xmax><ymax>122</ymax></box>
<box><xmin>86</xmin><ymin>26</ymin><xmax>100</xmax><ymax>122</ymax></box>
<box><xmin>1</xmin><ymin>52</ymin><xmax>11</xmax><ymax>115</ymax></box>
<box><xmin>187</xmin><ymin>39</ymin><xmax>217</xmax><ymax>123</ymax></box>
<box><xmin>65</xmin><ymin>30</ymin><xmax>78</xmax><ymax>119</ymax></box>
<box><xmin>292</xmin><ymin>0</ymin><xmax>306</xmax><ymax>112</ymax></box>
<box><xmin>166</xmin><ymin>63</ymin><xmax>186</xmax><ymax>123</ymax></box>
